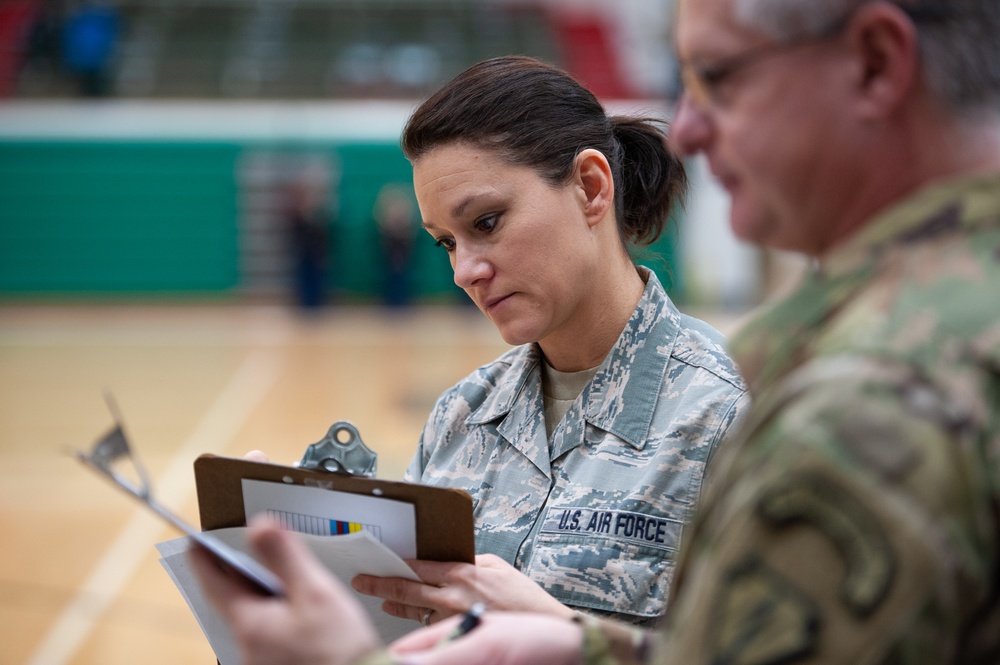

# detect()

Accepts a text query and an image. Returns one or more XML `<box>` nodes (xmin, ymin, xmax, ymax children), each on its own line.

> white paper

<box><xmin>158</xmin><ymin>528</ymin><xmax>421</xmax><ymax>665</ymax></box>
<box><xmin>241</xmin><ymin>478</ymin><xmax>417</xmax><ymax>559</ymax></box>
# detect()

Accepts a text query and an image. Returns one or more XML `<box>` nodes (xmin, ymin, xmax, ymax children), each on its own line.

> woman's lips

<box><xmin>483</xmin><ymin>293</ymin><xmax>513</xmax><ymax>312</ymax></box>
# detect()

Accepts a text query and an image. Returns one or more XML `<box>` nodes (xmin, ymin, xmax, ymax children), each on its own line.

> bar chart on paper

<box><xmin>241</xmin><ymin>479</ymin><xmax>418</xmax><ymax>558</ymax></box>
<box><xmin>265</xmin><ymin>509</ymin><xmax>382</xmax><ymax>540</ymax></box>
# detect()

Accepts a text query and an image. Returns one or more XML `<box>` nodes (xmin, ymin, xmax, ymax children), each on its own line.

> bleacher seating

<box><xmin>7</xmin><ymin>0</ymin><xmax>566</xmax><ymax>100</ymax></box>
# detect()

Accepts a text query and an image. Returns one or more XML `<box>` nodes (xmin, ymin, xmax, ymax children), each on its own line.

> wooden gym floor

<box><xmin>0</xmin><ymin>301</ymin><xmax>741</xmax><ymax>665</ymax></box>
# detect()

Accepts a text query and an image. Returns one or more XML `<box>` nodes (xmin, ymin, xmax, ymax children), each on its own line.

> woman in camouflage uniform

<box><xmin>351</xmin><ymin>56</ymin><xmax>748</xmax><ymax>628</ymax></box>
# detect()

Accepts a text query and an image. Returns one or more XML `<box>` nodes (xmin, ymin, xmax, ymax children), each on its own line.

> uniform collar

<box><xmin>580</xmin><ymin>269</ymin><xmax>680</xmax><ymax>451</ymax></box>
<box><xmin>822</xmin><ymin>171</ymin><xmax>1000</xmax><ymax>279</ymax></box>
<box><xmin>731</xmin><ymin>170</ymin><xmax>1000</xmax><ymax>391</ymax></box>
<box><xmin>467</xmin><ymin>269</ymin><xmax>680</xmax><ymax>465</ymax></box>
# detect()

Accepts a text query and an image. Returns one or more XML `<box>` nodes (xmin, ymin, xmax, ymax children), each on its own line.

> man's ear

<box><xmin>845</xmin><ymin>2</ymin><xmax>920</xmax><ymax>118</ymax></box>
<box><xmin>574</xmin><ymin>149</ymin><xmax>615</xmax><ymax>227</ymax></box>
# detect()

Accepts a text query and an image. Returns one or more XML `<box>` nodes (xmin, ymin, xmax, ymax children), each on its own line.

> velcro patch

<box><xmin>757</xmin><ymin>472</ymin><xmax>896</xmax><ymax>618</ymax></box>
<box><xmin>710</xmin><ymin>556</ymin><xmax>820</xmax><ymax>665</ymax></box>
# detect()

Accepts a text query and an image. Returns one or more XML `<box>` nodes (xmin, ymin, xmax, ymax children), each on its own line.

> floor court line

<box><xmin>24</xmin><ymin>347</ymin><xmax>283</xmax><ymax>665</ymax></box>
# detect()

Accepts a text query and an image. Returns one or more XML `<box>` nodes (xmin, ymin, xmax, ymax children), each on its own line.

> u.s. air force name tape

<box><xmin>540</xmin><ymin>506</ymin><xmax>683</xmax><ymax>551</ymax></box>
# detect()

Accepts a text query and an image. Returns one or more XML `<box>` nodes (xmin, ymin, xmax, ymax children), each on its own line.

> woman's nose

<box><xmin>451</xmin><ymin>244</ymin><xmax>492</xmax><ymax>289</ymax></box>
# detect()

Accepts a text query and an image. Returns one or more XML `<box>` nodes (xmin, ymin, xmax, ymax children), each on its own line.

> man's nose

<box><xmin>669</xmin><ymin>94</ymin><xmax>714</xmax><ymax>157</ymax></box>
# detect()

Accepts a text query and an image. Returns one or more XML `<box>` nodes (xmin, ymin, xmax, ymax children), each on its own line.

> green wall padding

<box><xmin>0</xmin><ymin>139</ymin><xmax>681</xmax><ymax>302</ymax></box>
<box><xmin>0</xmin><ymin>141</ymin><xmax>242</xmax><ymax>292</ymax></box>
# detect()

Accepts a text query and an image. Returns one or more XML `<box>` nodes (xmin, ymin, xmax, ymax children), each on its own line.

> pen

<box><xmin>437</xmin><ymin>602</ymin><xmax>485</xmax><ymax>646</ymax></box>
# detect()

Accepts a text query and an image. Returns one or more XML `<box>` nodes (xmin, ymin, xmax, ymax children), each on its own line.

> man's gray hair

<box><xmin>733</xmin><ymin>0</ymin><xmax>1000</xmax><ymax>112</ymax></box>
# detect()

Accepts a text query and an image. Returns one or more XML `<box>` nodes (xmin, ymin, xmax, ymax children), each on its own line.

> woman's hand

<box><xmin>352</xmin><ymin>554</ymin><xmax>577</xmax><ymax>626</ymax></box>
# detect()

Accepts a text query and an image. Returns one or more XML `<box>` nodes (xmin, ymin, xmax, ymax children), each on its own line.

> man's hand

<box><xmin>352</xmin><ymin>554</ymin><xmax>576</xmax><ymax>625</ymax></box>
<box><xmin>189</xmin><ymin>516</ymin><xmax>382</xmax><ymax>665</ymax></box>
<box><xmin>389</xmin><ymin>611</ymin><xmax>584</xmax><ymax>665</ymax></box>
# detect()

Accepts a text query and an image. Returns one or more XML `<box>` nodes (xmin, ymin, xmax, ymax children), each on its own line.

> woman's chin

<box><xmin>494</xmin><ymin>322</ymin><xmax>542</xmax><ymax>347</ymax></box>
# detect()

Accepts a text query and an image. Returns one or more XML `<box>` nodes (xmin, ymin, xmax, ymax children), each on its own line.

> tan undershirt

<box><xmin>542</xmin><ymin>361</ymin><xmax>601</xmax><ymax>439</ymax></box>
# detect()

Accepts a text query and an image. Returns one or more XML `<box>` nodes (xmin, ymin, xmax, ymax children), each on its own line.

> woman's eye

<box><xmin>434</xmin><ymin>237</ymin><xmax>456</xmax><ymax>252</ymax></box>
<box><xmin>474</xmin><ymin>214</ymin><xmax>499</xmax><ymax>233</ymax></box>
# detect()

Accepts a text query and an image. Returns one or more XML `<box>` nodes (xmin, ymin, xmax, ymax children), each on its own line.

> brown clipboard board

<box><xmin>193</xmin><ymin>454</ymin><xmax>476</xmax><ymax>564</ymax></box>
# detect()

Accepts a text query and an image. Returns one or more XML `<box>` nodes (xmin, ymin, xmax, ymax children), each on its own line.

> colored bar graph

<box><xmin>264</xmin><ymin>509</ymin><xmax>381</xmax><ymax>542</ymax></box>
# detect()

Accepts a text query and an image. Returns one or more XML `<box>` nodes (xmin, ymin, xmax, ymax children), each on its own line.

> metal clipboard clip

<box><xmin>73</xmin><ymin>395</ymin><xmax>284</xmax><ymax>596</ymax></box>
<box><xmin>296</xmin><ymin>421</ymin><xmax>377</xmax><ymax>478</ymax></box>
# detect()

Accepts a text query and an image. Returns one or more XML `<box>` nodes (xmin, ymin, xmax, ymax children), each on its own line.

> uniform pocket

<box><xmin>525</xmin><ymin>509</ymin><xmax>679</xmax><ymax>623</ymax></box>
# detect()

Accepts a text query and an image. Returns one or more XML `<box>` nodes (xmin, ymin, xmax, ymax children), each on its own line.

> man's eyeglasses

<box><xmin>679</xmin><ymin>2</ymin><xmax>955</xmax><ymax>109</ymax></box>
<box><xmin>679</xmin><ymin>33</ymin><xmax>834</xmax><ymax>109</ymax></box>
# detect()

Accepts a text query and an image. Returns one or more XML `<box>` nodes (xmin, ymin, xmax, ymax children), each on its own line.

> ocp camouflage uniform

<box><xmin>407</xmin><ymin>269</ymin><xmax>748</xmax><ymax>625</ymax></box>
<box><xmin>582</xmin><ymin>173</ymin><xmax>1000</xmax><ymax>663</ymax></box>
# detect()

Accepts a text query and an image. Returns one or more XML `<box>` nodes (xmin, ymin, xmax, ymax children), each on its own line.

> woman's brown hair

<box><xmin>402</xmin><ymin>56</ymin><xmax>687</xmax><ymax>247</ymax></box>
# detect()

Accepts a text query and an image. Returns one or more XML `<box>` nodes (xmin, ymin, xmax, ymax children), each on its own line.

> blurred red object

<box><xmin>0</xmin><ymin>0</ymin><xmax>40</xmax><ymax>98</ymax></box>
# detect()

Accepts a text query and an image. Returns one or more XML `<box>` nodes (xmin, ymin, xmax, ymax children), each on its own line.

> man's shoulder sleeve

<box><xmin>654</xmin><ymin>359</ymin><xmax>989</xmax><ymax>665</ymax></box>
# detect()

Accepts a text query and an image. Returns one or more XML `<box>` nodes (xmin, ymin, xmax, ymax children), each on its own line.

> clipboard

<box><xmin>75</xmin><ymin>404</ymin><xmax>477</xmax><ymax>665</ymax></box>
<box><xmin>193</xmin><ymin>456</ymin><xmax>475</xmax><ymax>564</ymax></box>
<box><xmin>191</xmin><ymin>423</ymin><xmax>475</xmax><ymax>665</ymax></box>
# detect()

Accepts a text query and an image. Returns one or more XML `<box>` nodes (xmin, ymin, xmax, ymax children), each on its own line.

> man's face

<box><xmin>671</xmin><ymin>0</ymin><xmax>859</xmax><ymax>255</ymax></box>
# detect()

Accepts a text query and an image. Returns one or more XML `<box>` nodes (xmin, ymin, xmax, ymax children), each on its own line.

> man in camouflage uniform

<box><xmin>190</xmin><ymin>0</ymin><xmax>1000</xmax><ymax>663</ymax></box>
<box><xmin>573</xmin><ymin>0</ymin><xmax>1000</xmax><ymax>662</ymax></box>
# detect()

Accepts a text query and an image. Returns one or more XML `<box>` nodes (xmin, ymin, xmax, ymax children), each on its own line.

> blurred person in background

<box><xmin>18</xmin><ymin>0</ymin><xmax>64</xmax><ymax>89</ymax></box>
<box><xmin>61</xmin><ymin>0</ymin><xmax>119</xmax><ymax>97</ymax></box>
<box><xmin>248</xmin><ymin>53</ymin><xmax>748</xmax><ymax>631</ymax></box>
<box><xmin>193</xmin><ymin>0</ymin><xmax>1000</xmax><ymax>663</ymax></box>
<box><xmin>285</xmin><ymin>169</ymin><xmax>334</xmax><ymax>311</ymax></box>
<box><xmin>373</xmin><ymin>182</ymin><xmax>418</xmax><ymax>308</ymax></box>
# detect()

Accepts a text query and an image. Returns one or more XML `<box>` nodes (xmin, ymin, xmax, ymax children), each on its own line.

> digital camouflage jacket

<box><xmin>408</xmin><ymin>269</ymin><xmax>748</xmax><ymax>625</ymax></box>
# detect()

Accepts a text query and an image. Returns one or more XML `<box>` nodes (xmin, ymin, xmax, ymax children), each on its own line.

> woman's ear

<box><xmin>574</xmin><ymin>149</ymin><xmax>615</xmax><ymax>227</ymax></box>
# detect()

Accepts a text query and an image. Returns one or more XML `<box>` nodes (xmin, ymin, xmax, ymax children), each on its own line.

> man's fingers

<box><xmin>394</xmin><ymin>628</ymin><xmax>499</xmax><ymax>665</ymax></box>
<box><xmin>389</xmin><ymin>616</ymin><xmax>460</xmax><ymax>653</ymax></box>
<box><xmin>405</xmin><ymin>639</ymin><xmax>483</xmax><ymax>665</ymax></box>
<box><xmin>393</xmin><ymin>614</ymin><xmax>583</xmax><ymax>665</ymax></box>
<box><xmin>244</xmin><ymin>450</ymin><xmax>270</xmax><ymax>463</ymax></box>
<box><xmin>246</xmin><ymin>518</ymin><xmax>335</xmax><ymax>597</ymax></box>
<box><xmin>189</xmin><ymin>544</ymin><xmax>260</xmax><ymax>620</ymax></box>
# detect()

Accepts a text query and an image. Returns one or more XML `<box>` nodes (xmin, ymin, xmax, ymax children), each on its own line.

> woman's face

<box><xmin>413</xmin><ymin>142</ymin><xmax>600</xmax><ymax>347</ymax></box>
